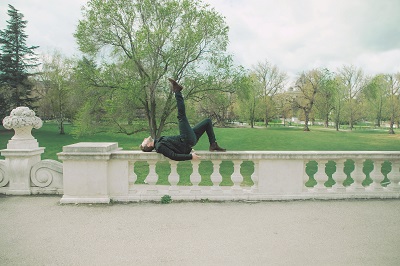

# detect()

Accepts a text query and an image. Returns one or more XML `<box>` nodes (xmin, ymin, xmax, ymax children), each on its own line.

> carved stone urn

<box><xmin>2</xmin><ymin>107</ymin><xmax>43</xmax><ymax>149</ymax></box>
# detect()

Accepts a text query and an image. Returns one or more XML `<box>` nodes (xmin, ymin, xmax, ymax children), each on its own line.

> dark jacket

<box><xmin>154</xmin><ymin>136</ymin><xmax>193</xmax><ymax>161</ymax></box>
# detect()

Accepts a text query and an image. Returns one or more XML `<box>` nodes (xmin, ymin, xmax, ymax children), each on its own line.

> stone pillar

<box><xmin>1</xmin><ymin>107</ymin><xmax>44</xmax><ymax>195</ymax></box>
<box><xmin>57</xmin><ymin>142</ymin><xmax>119</xmax><ymax>204</ymax></box>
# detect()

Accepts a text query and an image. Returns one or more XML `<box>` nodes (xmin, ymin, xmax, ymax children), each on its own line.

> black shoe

<box><xmin>209</xmin><ymin>142</ymin><xmax>226</xmax><ymax>152</ymax></box>
<box><xmin>168</xmin><ymin>78</ymin><xmax>183</xmax><ymax>93</ymax></box>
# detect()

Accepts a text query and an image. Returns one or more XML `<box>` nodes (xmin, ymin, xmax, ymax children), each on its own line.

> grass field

<box><xmin>1</xmin><ymin>123</ymin><xmax>399</xmax><ymax>187</ymax></box>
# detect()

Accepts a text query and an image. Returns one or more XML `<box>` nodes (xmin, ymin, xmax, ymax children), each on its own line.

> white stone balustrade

<box><xmin>1</xmin><ymin>108</ymin><xmax>400</xmax><ymax>203</ymax></box>
<box><xmin>55</xmin><ymin>143</ymin><xmax>400</xmax><ymax>203</ymax></box>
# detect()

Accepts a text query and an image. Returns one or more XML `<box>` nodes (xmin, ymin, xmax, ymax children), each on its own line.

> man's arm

<box><xmin>157</xmin><ymin>144</ymin><xmax>193</xmax><ymax>161</ymax></box>
<box><xmin>191</xmin><ymin>153</ymin><xmax>200</xmax><ymax>160</ymax></box>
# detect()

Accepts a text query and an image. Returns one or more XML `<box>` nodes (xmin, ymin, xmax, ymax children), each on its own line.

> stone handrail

<box><xmin>56</xmin><ymin>142</ymin><xmax>400</xmax><ymax>204</ymax></box>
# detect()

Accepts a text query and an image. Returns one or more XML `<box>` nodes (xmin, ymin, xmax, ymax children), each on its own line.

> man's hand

<box><xmin>191</xmin><ymin>152</ymin><xmax>201</xmax><ymax>160</ymax></box>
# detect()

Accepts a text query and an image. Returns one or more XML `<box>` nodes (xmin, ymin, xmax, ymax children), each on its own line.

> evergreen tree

<box><xmin>0</xmin><ymin>4</ymin><xmax>39</xmax><ymax>118</ymax></box>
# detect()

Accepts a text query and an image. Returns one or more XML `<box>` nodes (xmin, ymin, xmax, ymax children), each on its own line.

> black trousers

<box><xmin>176</xmin><ymin>91</ymin><xmax>216</xmax><ymax>147</ymax></box>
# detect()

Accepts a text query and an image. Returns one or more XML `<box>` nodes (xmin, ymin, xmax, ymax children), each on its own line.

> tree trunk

<box><xmin>150</xmin><ymin>111</ymin><xmax>157</xmax><ymax>138</ymax></box>
<box><xmin>376</xmin><ymin>117</ymin><xmax>381</xmax><ymax>127</ymax></box>
<box><xmin>59</xmin><ymin>120</ymin><xmax>65</xmax><ymax>135</ymax></box>
<box><xmin>389</xmin><ymin>118</ymin><xmax>395</xmax><ymax>134</ymax></box>
<box><xmin>303</xmin><ymin>109</ymin><xmax>310</xmax><ymax>131</ymax></box>
<box><xmin>324</xmin><ymin>114</ymin><xmax>329</xmax><ymax>128</ymax></box>
<box><xmin>349</xmin><ymin>110</ymin><xmax>354</xmax><ymax>130</ymax></box>
<box><xmin>148</xmin><ymin>84</ymin><xmax>158</xmax><ymax>138</ymax></box>
<box><xmin>376</xmin><ymin>105</ymin><xmax>382</xmax><ymax>127</ymax></box>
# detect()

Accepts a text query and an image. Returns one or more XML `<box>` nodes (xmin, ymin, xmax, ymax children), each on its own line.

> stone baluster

<box><xmin>302</xmin><ymin>161</ymin><xmax>310</xmax><ymax>192</ymax></box>
<box><xmin>332</xmin><ymin>159</ymin><xmax>347</xmax><ymax>192</ymax></box>
<box><xmin>314</xmin><ymin>160</ymin><xmax>328</xmax><ymax>192</ymax></box>
<box><xmin>251</xmin><ymin>160</ymin><xmax>259</xmax><ymax>193</ymax></box>
<box><xmin>210</xmin><ymin>160</ymin><xmax>222</xmax><ymax>192</ymax></box>
<box><xmin>145</xmin><ymin>160</ymin><xmax>158</xmax><ymax>194</ymax></box>
<box><xmin>168</xmin><ymin>161</ymin><xmax>179</xmax><ymax>194</ymax></box>
<box><xmin>231</xmin><ymin>160</ymin><xmax>243</xmax><ymax>193</ymax></box>
<box><xmin>387</xmin><ymin>161</ymin><xmax>400</xmax><ymax>191</ymax></box>
<box><xmin>349</xmin><ymin>159</ymin><xmax>365</xmax><ymax>191</ymax></box>
<box><xmin>369</xmin><ymin>160</ymin><xmax>384</xmax><ymax>191</ymax></box>
<box><xmin>190</xmin><ymin>160</ymin><xmax>202</xmax><ymax>194</ymax></box>
<box><xmin>128</xmin><ymin>161</ymin><xmax>137</xmax><ymax>191</ymax></box>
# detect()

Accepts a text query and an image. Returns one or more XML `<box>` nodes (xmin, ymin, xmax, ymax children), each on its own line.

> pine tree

<box><xmin>0</xmin><ymin>4</ymin><xmax>39</xmax><ymax>118</ymax></box>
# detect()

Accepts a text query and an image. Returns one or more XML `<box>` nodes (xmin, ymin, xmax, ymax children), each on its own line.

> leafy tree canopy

<box><xmin>74</xmin><ymin>0</ymin><xmax>239</xmax><ymax>137</ymax></box>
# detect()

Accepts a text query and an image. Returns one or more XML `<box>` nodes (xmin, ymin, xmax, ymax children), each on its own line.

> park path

<box><xmin>1</xmin><ymin>195</ymin><xmax>399</xmax><ymax>266</ymax></box>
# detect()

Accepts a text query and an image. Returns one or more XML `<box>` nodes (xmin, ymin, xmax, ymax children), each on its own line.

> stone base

<box><xmin>60</xmin><ymin>195</ymin><xmax>111</xmax><ymax>204</ymax></box>
<box><xmin>7</xmin><ymin>139</ymin><xmax>39</xmax><ymax>149</ymax></box>
<box><xmin>7</xmin><ymin>189</ymin><xmax>31</xmax><ymax>195</ymax></box>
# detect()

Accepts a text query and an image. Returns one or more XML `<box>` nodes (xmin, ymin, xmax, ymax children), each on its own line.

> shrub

<box><xmin>161</xmin><ymin>195</ymin><xmax>172</xmax><ymax>204</ymax></box>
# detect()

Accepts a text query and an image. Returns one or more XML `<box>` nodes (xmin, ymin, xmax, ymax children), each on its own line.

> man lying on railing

<box><xmin>140</xmin><ymin>78</ymin><xmax>226</xmax><ymax>161</ymax></box>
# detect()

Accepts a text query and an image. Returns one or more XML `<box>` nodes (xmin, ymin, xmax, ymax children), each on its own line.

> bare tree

<box><xmin>293</xmin><ymin>69</ymin><xmax>329</xmax><ymax>131</ymax></box>
<box><xmin>252</xmin><ymin>60</ymin><xmax>287</xmax><ymax>126</ymax></box>
<box><xmin>338</xmin><ymin>65</ymin><xmax>366</xmax><ymax>130</ymax></box>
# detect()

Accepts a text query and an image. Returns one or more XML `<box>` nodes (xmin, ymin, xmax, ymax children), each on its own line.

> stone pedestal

<box><xmin>1</xmin><ymin>149</ymin><xmax>44</xmax><ymax>194</ymax></box>
<box><xmin>57</xmin><ymin>142</ymin><xmax>120</xmax><ymax>204</ymax></box>
<box><xmin>6</xmin><ymin>126</ymin><xmax>40</xmax><ymax>149</ymax></box>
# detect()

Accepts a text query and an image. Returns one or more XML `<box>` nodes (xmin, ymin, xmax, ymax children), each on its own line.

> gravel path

<box><xmin>1</xmin><ymin>195</ymin><xmax>399</xmax><ymax>266</ymax></box>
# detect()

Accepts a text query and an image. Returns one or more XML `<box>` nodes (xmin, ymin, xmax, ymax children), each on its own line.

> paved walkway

<box><xmin>0</xmin><ymin>195</ymin><xmax>399</xmax><ymax>266</ymax></box>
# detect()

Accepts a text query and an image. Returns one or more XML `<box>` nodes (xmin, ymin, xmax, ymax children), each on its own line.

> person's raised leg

<box><xmin>168</xmin><ymin>78</ymin><xmax>197</xmax><ymax>147</ymax></box>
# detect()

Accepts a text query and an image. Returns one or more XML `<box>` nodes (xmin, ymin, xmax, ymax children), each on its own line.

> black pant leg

<box><xmin>176</xmin><ymin>92</ymin><xmax>197</xmax><ymax>147</ymax></box>
<box><xmin>192</xmin><ymin>118</ymin><xmax>216</xmax><ymax>144</ymax></box>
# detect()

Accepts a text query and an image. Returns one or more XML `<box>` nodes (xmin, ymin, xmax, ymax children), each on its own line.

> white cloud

<box><xmin>0</xmin><ymin>0</ymin><xmax>86</xmax><ymax>56</ymax></box>
<box><xmin>1</xmin><ymin>0</ymin><xmax>400</xmax><ymax>85</ymax></box>
<box><xmin>205</xmin><ymin>0</ymin><xmax>400</xmax><ymax>82</ymax></box>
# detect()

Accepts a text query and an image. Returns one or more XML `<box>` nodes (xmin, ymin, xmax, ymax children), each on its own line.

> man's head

<box><xmin>140</xmin><ymin>136</ymin><xmax>154</xmax><ymax>152</ymax></box>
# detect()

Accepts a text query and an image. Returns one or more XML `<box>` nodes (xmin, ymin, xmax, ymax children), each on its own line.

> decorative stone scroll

<box><xmin>30</xmin><ymin>160</ymin><xmax>63</xmax><ymax>189</ymax></box>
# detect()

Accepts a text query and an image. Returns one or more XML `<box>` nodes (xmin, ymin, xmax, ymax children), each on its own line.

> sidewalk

<box><xmin>1</xmin><ymin>195</ymin><xmax>399</xmax><ymax>266</ymax></box>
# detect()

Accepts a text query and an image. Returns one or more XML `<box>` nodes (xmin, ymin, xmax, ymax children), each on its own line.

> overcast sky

<box><xmin>1</xmin><ymin>0</ymin><xmax>400</xmax><ymax>84</ymax></box>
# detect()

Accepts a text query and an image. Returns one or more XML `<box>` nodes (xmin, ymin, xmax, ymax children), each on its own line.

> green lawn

<box><xmin>1</xmin><ymin>123</ymin><xmax>399</xmax><ymax>187</ymax></box>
